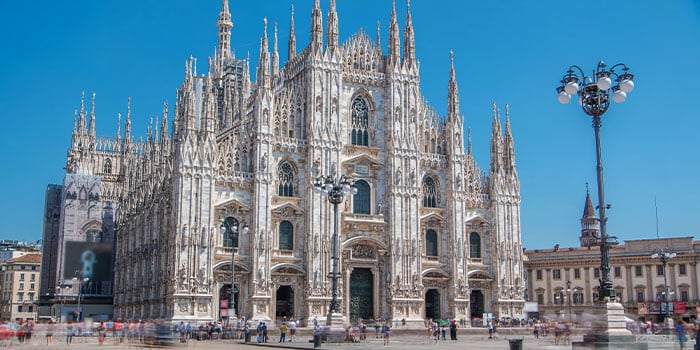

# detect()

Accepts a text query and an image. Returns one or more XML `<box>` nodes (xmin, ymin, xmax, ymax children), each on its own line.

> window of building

<box><xmin>425</xmin><ymin>229</ymin><xmax>438</xmax><ymax>257</ymax></box>
<box><xmin>469</xmin><ymin>232</ymin><xmax>481</xmax><ymax>258</ymax></box>
<box><xmin>614</xmin><ymin>267</ymin><xmax>621</xmax><ymax>278</ymax></box>
<box><xmin>656</xmin><ymin>265</ymin><xmax>664</xmax><ymax>276</ymax></box>
<box><xmin>277</xmin><ymin>162</ymin><xmax>295</xmax><ymax>197</ymax></box>
<box><xmin>635</xmin><ymin>266</ymin><xmax>643</xmax><ymax>277</ymax></box>
<box><xmin>19</xmin><ymin>273</ymin><xmax>24</xmax><ymax>281</ymax></box>
<box><xmin>17</xmin><ymin>293</ymin><xmax>23</xmax><ymax>302</ymax></box>
<box><xmin>537</xmin><ymin>293</ymin><xmax>544</xmax><ymax>305</ymax></box>
<box><xmin>552</xmin><ymin>269</ymin><xmax>561</xmax><ymax>280</ymax></box>
<box><xmin>353</xmin><ymin>180</ymin><xmax>371</xmax><ymax>214</ymax></box>
<box><xmin>30</xmin><ymin>283</ymin><xmax>34</xmax><ymax>290</ymax></box>
<box><xmin>278</xmin><ymin>221</ymin><xmax>294</xmax><ymax>251</ymax></box>
<box><xmin>422</xmin><ymin>177</ymin><xmax>438</xmax><ymax>208</ymax></box>
<box><xmin>615</xmin><ymin>291</ymin><xmax>623</xmax><ymax>301</ymax></box>
<box><xmin>30</xmin><ymin>274</ymin><xmax>35</xmax><ymax>281</ymax></box>
<box><xmin>594</xmin><ymin>268</ymin><xmax>600</xmax><ymax>278</ymax></box>
<box><xmin>536</xmin><ymin>270</ymin><xmax>543</xmax><ymax>280</ymax></box>
<box><xmin>221</xmin><ymin>217</ymin><xmax>240</xmax><ymax>248</ymax></box>
<box><xmin>637</xmin><ymin>291</ymin><xmax>645</xmax><ymax>302</ymax></box>
<box><xmin>19</xmin><ymin>283</ymin><xmax>24</xmax><ymax>290</ymax></box>
<box><xmin>28</xmin><ymin>293</ymin><xmax>34</xmax><ymax>301</ymax></box>
<box><xmin>103</xmin><ymin>158</ymin><xmax>112</xmax><ymax>174</ymax></box>
<box><xmin>573</xmin><ymin>292</ymin><xmax>584</xmax><ymax>304</ymax></box>
<box><xmin>679</xmin><ymin>264</ymin><xmax>687</xmax><ymax>275</ymax></box>
<box><xmin>85</xmin><ymin>229</ymin><xmax>102</xmax><ymax>243</ymax></box>
<box><xmin>350</xmin><ymin>97</ymin><xmax>369</xmax><ymax>146</ymax></box>
<box><xmin>554</xmin><ymin>291</ymin><xmax>564</xmax><ymax>304</ymax></box>
<box><xmin>681</xmin><ymin>290</ymin><xmax>689</xmax><ymax>302</ymax></box>
<box><xmin>18</xmin><ymin>305</ymin><xmax>23</xmax><ymax>312</ymax></box>
<box><xmin>28</xmin><ymin>306</ymin><xmax>33</xmax><ymax>312</ymax></box>
<box><xmin>574</xmin><ymin>268</ymin><xmax>581</xmax><ymax>279</ymax></box>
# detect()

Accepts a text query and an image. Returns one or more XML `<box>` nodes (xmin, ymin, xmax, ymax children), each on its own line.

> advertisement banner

<box><xmin>637</xmin><ymin>303</ymin><xmax>648</xmax><ymax>315</ymax></box>
<box><xmin>648</xmin><ymin>303</ymin><xmax>661</xmax><ymax>314</ymax></box>
<box><xmin>674</xmin><ymin>302</ymin><xmax>686</xmax><ymax>314</ymax></box>
<box><xmin>63</xmin><ymin>241</ymin><xmax>113</xmax><ymax>295</ymax></box>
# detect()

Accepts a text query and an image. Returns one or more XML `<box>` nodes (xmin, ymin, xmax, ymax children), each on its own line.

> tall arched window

<box><xmin>222</xmin><ymin>217</ymin><xmax>240</xmax><ymax>248</ymax></box>
<box><xmin>103</xmin><ymin>158</ymin><xmax>112</xmax><ymax>174</ymax></box>
<box><xmin>426</xmin><ymin>229</ymin><xmax>438</xmax><ymax>257</ymax></box>
<box><xmin>279</xmin><ymin>221</ymin><xmax>294</xmax><ymax>250</ymax></box>
<box><xmin>422</xmin><ymin>177</ymin><xmax>437</xmax><ymax>208</ymax></box>
<box><xmin>85</xmin><ymin>229</ymin><xmax>102</xmax><ymax>243</ymax></box>
<box><xmin>278</xmin><ymin>162</ymin><xmax>294</xmax><ymax>197</ymax></box>
<box><xmin>350</xmin><ymin>97</ymin><xmax>369</xmax><ymax>146</ymax></box>
<box><xmin>469</xmin><ymin>232</ymin><xmax>481</xmax><ymax>258</ymax></box>
<box><xmin>353</xmin><ymin>180</ymin><xmax>371</xmax><ymax>214</ymax></box>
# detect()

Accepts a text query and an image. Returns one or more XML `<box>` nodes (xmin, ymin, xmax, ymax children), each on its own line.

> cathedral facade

<box><xmin>54</xmin><ymin>0</ymin><xmax>525</xmax><ymax>325</ymax></box>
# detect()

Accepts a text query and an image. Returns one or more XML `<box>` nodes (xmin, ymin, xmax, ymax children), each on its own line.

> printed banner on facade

<box><xmin>674</xmin><ymin>302</ymin><xmax>686</xmax><ymax>314</ymax></box>
<box><xmin>638</xmin><ymin>303</ymin><xmax>648</xmax><ymax>315</ymax></box>
<box><xmin>63</xmin><ymin>241</ymin><xmax>113</xmax><ymax>295</ymax></box>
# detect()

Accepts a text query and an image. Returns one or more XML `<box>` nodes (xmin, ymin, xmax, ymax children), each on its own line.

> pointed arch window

<box><xmin>278</xmin><ymin>163</ymin><xmax>294</xmax><ymax>197</ymax></box>
<box><xmin>353</xmin><ymin>180</ymin><xmax>371</xmax><ymax>214</ymax></box>
<box><xmin>426</xmin><ymin>229</ymin><xmax>438</xmax><ymax>257</ymax></box>
<box><xmin>222</xmin><ymin>217</ymin><xmax>240</xmax><ymax>248</ymax></box>
<box><xmin>469</xmin><ymin>232</ymin><xmax>481</xmax><ymax>258</ymax></box>
<box><xmin>279</xmin><ymin>221</ymin><xmax>294</xmax><ymax>250</ymax></box>
<box><xmin>103</xmin><ymin>158</ymin><xmax>112</xmax><ymax>174</ymax></box>
<box><xmin>422</xmin><ymin>176</ymin><xmax>438</xmax><ymax>208</ymax></box>
<box><xmin>350</xmin><ymin>97</ymin><xmax>369</xmax><ymax>146</ymax></box>
<box><xmin>85</xmin><ymin>229</ymin><xmax>102</xmax><ymax>243</ymax></box>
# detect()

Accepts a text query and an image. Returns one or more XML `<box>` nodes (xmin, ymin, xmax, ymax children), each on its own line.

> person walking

<box><xmin>97</xmin><ymin>321</ymin><xmax>107</xmax><ymax>345</ymax></box>
<box><xmin>279</xmin><ymin>322</ymin><xmax>288</xmax><ymax>343</ymax></box>
<box><xmin>288</xmin><ymin>319</ymin><xmax>297</xmax><ymax>341</ymax></box>
<box><xmin>66</xmin><ymin>322</ymin><xmax>74</xmax><ymax>345</ymax></box>
<box><xmin>449</xmin><ymin>319</ymin><xmax>457</xmax><ymax>340</ymax></box>
<box><xmin>692</xmin><ymin>315</ymin><xmax>700</xmax><ymax>350</ymax></box>
<box><xmin>382</xmin><ymin>321</ymin><xmax>391</xmax><ymax>346</ymax></box>
<box><xmin>46</xmin><ymin>321</ymin><xmax>54</xmax><ymax>346</ymax></box>
<box><xmin>675</xmin><ymin>319</ymin><xmax>687</xmax><ymax>350</ymax></box>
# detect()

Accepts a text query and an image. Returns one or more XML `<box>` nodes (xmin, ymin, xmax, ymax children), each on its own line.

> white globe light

<box><xmin>620</xmin><ymin>79</ymin><xmax>634</xmax><ymax>93</ymax></box>
<box><xmin>596</xmin><ymin>76</ymin><xmax>612</xmax><ymax>90</ymax></box>
<box><xmin>564</xmin><ymin>81</ymin><xmax>578</xmax><ymax>95</ymax></box>
<box><xmin>557</xmin><ymin>91</ymin><xmax>571</xmax><ymax>104</ymax></box>
<box><xmin>613</xmin><ymin>89</ymin><xmax>627</xmax><ymax>103</ymax></box>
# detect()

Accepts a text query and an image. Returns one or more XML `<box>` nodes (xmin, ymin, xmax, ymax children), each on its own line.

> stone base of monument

<box><xmin>322</xmin><ymin>313</ymin><xmax>348</xmax><ymax>343</ymax></box>
<box><xmin>572</xmin><ymin>302</ymin><xmax>648</xmax><ymax>350</ymax></box>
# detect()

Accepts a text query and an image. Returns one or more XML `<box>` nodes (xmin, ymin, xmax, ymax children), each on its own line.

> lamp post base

<box><xmin>573</xmin><ymin>302</ymin><xmax>646</xmax><ymax>349</ymax></box>
<box><xmin>323</xmin><ymin>313</ymin><xmax>347</xmax><ymax>343</ymax></box>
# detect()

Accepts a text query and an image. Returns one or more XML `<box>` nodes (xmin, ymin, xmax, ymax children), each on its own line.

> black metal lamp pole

<box><xmin>651</xmin><ymin>250</ymin><xmax>676</xmax><ymax>325</ymax></box>
<box><xmin>313</xmin><ymin>174</ymin><xmax>357</xmax><ymax>321</ymax></box>
<box><xmin>221</xmin><ymin>218</ymin><xmax>249</xmax><ymax>325</ymax></box>
<box><xmin>567</xmin><ymin>281</ymin><xmax>573</xmax><ymax>324</ymax></box>
<box><xmin>557</xmin><ymin>61</ymin><xmax>635</xmax><ymax>302</ymax></box>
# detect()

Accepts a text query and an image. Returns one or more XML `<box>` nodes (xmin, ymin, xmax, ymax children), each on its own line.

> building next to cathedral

<box><xmin>40</xmin><ymin>0</ymin><xmax>525</xmax><ymax>325</ymax></box>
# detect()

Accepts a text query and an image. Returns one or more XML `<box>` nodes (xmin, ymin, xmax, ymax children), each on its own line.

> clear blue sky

<box><xmin>0</xmin><ymin>0</ymin><xmax>698</xmax><ymax>249</ymax></box>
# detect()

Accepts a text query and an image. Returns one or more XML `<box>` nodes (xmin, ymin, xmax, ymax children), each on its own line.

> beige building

<box><xmin>0</xmin><ymin>253</ymin><xmax>42</xmax><ymax>322</ymax></box>
<box><xmin>524</xmin><ymin>192</ymin><xmax>699</xmax><ymax>323</ymax></box>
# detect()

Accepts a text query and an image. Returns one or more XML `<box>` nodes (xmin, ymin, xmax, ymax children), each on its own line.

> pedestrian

<box><xmin>449</xmin><ymin>319</ymin><xmax>457</xmax><ymax>340</ymax></box>
<box><xmin>66</xmin><ymin>321</ymin><xmax>74</xmax><ymax>345</ymax></box>
<box><xmin>675</xmin><ymin>319</ymin><xmax>687</xmax><ymax>350</ymax></box>
<box><xmin>288</xmin><ymin>319</ymin><xmax>297</xmax><ymax>341</ymax></box>
<box><xmin>691</xmin><ymin>315</ymin><xmax>700</xmax><ymax>350</ymax></box>
<box><xmin>487</xmin><ymin>320</ymin><xmax>494</xmax><ymax>339</ymax></box>
<box><xmin>178</xmin><ymin>321</ymin><xmax>187</xmax><ymax>343</ymax></box>
<box><xmin>46</xmin><ymin>320</ymin><xmax>54</xmax><ymax>346</ymax></box>
<box><xmin>262</xmin><ymin>321</ymin><xmax>268</xmax><ymax>342</ymax></box>
<box><xmin>533</xmin><ymin>322</ymin><xmax>540</xmax><ymax>339</ymax></box>
<box><xmin>382</xmin><ymin>321</ymin><xmax>391</xmax><ymax>346</ymax></box>
<box><xmin>98</xmin><ymin>321</ymin><xmax>107</xmax><ymax>345</ymax></box>
<box><xmin>441</xmin><ymin>324</ymin><xmax>446</xmax><ymax>340</ymax></box>
<box><xmin>279</xmin><ymin>322</ymin><xmax>288</xmax><ymax>343</ymax></box>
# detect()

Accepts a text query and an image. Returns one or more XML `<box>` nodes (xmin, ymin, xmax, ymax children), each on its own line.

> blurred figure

<box><xmin>675</xmin><ymin>319</ymin><xmax>687</xmax><ymax>350</ymax></box>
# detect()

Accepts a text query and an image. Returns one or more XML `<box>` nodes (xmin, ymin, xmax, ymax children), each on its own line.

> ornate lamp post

<box><xmin>72</xmin><ymin>275</ymin><xmax>89</xmax><ymax>322</ymax></box>
<box><xmin>313</xmin><ymin>174</ymin><xmax>357</xmax><ymax>326</ymax></box>
<box><xmin>220</xmin><ymin>218</ymin><xmax>249</xmax><ymax>325</ymax></box>
<box><xmin>651</xmin><ymin>249</ymin><xmax>676</xmax><ymax>330</ymax></box>
<box><xmin>56</xmin><ymin>283</ymin><xmax>72</xmax><ymax>323</ymax></box>
<box><xmin>557</xmin><ymin>61</ymin><xmax>635</xmax><ymax>302</ymax></box>
<box><xmin>566</xmin><ymin>281</ymin><xmax>580</xmax><ymax>325</ymax></box>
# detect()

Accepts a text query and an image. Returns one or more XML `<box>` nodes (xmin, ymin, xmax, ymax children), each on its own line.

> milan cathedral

<box><xmin>53</xmin><ymin>0</ymin><xmax>525</xmax><ymax>325</ymax></box>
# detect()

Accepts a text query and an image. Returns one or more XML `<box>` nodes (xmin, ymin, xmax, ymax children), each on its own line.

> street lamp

<box><xmin>566</xmin><ymin>281</ymin><xmax>580</xmax><ymax>325</ymax></box>
<box><xmin>313</xmin><ymin>174</ymin><xmax>357</xmax><ymax>326</ymax></box>
<box><xmin>56</xmin><ymin>283</ymin><xmax>72</xmax><ymax>323</ymax></box>
<box><xmin>557</xmin><ymin>61</ymin><xmax>635</xmax><ymax>303</ymax></box>
<box><xmin>651</xmin><ymin>249</ymin><xmax>676</xmax><ymax>330</ymax></box>
<box><xmin>220</xmin><ymin>218</ymin><xmax>249</xmax><ymax>325</ymax></box>
<box><xmin>72</xmin><ymin>276</ymin><xmax>89</xmax><ymax>322</ymax></box>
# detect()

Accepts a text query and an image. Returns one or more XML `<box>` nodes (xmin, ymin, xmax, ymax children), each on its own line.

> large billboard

<box><xmin>63</xmin><ymin>241</ymin><xmax>113</xmax><ymax>295</ymax></box>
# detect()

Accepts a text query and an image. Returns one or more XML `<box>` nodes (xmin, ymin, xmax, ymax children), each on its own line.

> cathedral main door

<box><xmin>349</xmin><ymin>268</ymin><xmax>373</xmax><ymax>322</ymax></box>
<box><xmin>275</xmin><ymin>286</ymin><xmax>294</xmax><ymax>319</ymax></box>
<box><xmin>470</xmin><ymin>290</ymin><xmax>484</xmax><ymax>320</ymax></box>
<box><xmin>425</xmin><ymin>289</ymin><xmax>441</xmax><ymax>320</ymax></box>
<box><xmin>220</xmin><ymin>284</ymin><xmax>239</xmax><ymax>318</ymax></box>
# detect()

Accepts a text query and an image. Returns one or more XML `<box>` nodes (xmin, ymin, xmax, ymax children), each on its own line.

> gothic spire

<box><xmin>78</xmin><ymin>91</ymin><xmax>86</xmax><ymax>135</ymax></box>
<box><xmin>161</xmin><ymin>101</ymin><xmax>169</xmax><ymax>144</ymax></box>
<box><xmin>504</xmin><ymin>104</ymin><xmax>516</xmax><ymax>171</ymax></box>
<box><xmin>490</xmin><ymin>102</ymin><xmax>503</xmax><ymax>171</ymax></box>
<box><xmin>447</xmin><ymin>51</ymin><xmax>460</xmax><ymax>121</ymax></box>
<box><xmin>311</xmin><ymin>0</ymin><xmax>323</xmax><ymax>52</ymax></box>
<box><xmin>217</xmin><ymin>0</ymin><xmax>233</xmax><ymax>60</ymax></box>
<box><xmin>288</xmin><ymin>5</ymin><xmax>296</xmax><ymax>59</ymax></box>
<box><xmin>388</xmin><ymin>0</ymin><xmax>401</xmax><ymax>67</ymax></box>
<box><xmin>467</xmin><ymin>127</ymin><xmax>472</xmax><ymax>156</ymax></box>
<box><xmin>326</xmin><ymin>0</ymin><xmax>339</xmax><ymax>53</ymax></box>
<box><xmin>116</xmin><ymin>113</ymin><xmax>121</xmax><ymax>145</ymax></box>
<box><xmin>257</xmin><ymin>18</ymin><xmax>270</xmax><ymax>89</ymax></box>
<box><xmin>580</xmin><ymin>183</ymin><xmax>600</xmax><ymax>247</ymax></box>
<box><xmin>403</xmin><ymin>0</ymin><xmax>416</xmax><ymax>69</ymax></box>
<box><xmin>583</xmin><ymin>184</ymin><xmax>596</xmax><ymax>219</ymax></box>
<box><xmin>125</xmin><ymin>97</ymin><xmax>132</xmax><ymax>142</ymax></box>
<box><xmin>89</xmin><ymin>92</ymin><xmax>96</xmax><ymax>139</ymax></box>
<box><xmin>272</xmin><ymin>22</ymin><xmax>279</xmax><ymax>74</ymax></box>
<box><xmin>376</xmin><ymin>20</ymin><xmax>382</xmax><ymax>53</ymax></box>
